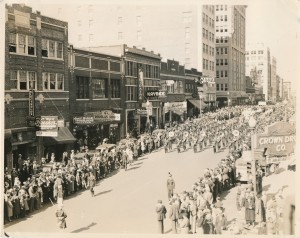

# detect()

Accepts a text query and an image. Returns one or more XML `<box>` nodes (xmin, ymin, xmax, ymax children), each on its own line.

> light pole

<box><xmin>248</xmin><ymin>115</ymin><xmax>257</xmax><ymax>195</ymax></box>
<box><xmin>283</xmin><ymin>99</ymin><xmax>288</xmax><ymax>122</ymax></box>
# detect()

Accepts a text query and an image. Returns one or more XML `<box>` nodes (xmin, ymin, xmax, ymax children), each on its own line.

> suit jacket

<box><xmin>169</xmin><ymin>203</ymin><xmax>179</xmax><ymax>221</ymax></box>
<box><xmin>156</xmin><ymin>204</ymin><xmax>167</xmax><ymax>221</ymax></box>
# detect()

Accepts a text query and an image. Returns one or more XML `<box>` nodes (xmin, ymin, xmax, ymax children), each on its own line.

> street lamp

<box><xmin>248</xmin><ymin>115</ymin><xmax>257</xmax><ymax>195</ymax></box>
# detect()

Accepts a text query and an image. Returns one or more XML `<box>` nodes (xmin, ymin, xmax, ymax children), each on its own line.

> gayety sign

<box><xmin>256</xmin><ymin>121</ymin><xmax>296</xmax><ymax>157</ymax></box>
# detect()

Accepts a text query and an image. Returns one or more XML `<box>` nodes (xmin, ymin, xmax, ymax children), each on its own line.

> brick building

<box><xmin>68</xmin><ymin>46</ymin><xmax>122</xmax><ymax>149</ymax></box>
<box><xmin>4</xmin><ymin>4</ymin><xmax>73</xmax><ymax>169</ymax></box>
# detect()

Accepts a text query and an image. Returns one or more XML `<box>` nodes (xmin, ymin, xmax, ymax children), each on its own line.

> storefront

<box><xmin>73</xmin><ymin>110</ymin><xmax>121</xmax><ymax>150</ymax></box>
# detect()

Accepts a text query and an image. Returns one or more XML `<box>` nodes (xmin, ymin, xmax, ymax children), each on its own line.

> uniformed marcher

<box><xmin>167</xmin><ymin>173</ymin><xmax>175</xmax><ymax>200</ymax></box>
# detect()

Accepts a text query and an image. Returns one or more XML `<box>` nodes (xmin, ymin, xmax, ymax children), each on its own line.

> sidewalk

<box><xmin>221</xmin><ymin>160</ymin><xmax>295</xmax><ymax>235</ymax></box>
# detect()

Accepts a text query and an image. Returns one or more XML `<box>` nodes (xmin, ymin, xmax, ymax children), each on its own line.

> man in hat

<box><xmin>56</xmin><ymin>204</ymin><xmax>67</xmax><ymax>230</ymax></box>
<box><xmin>167</xmin><ymin>173</ymin><xmax>175</xmax><ymax>200</ymax></box>
<box><xmin>156</xmin><ymin>200</ymin><xmax>167</xmax><ymax>234</ymax></box>
<box><xmin>169</xmin><ymin>198</ymin><xmax>179</xmax><ymax>234</ymax></box>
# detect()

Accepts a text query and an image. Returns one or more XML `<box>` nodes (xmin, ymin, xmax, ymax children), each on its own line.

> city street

<box><xmin>5</xmin><ymin>145</ymin><xmax>228</xmax><ymax>234</ymax></box>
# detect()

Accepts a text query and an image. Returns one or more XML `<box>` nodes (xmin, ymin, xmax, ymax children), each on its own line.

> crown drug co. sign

<box><xmin>256</xmin><ymin>121</ymin><xmax>296</xmax><ymax>157</ymax></box>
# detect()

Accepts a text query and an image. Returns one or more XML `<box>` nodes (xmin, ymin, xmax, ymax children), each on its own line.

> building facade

<box><xmin>270</xmin><ymin>56</ymin><xmax>277</xmax><ymax>103</ymax></box>
<box><xmin>215</xmin><ymin>5</ymin><xmax>247</xmax><ymax>107</ymax></box>
<box><xmin>282</xmin><ymin>81</ymin><xmax>292</xmax><ymax>100</ymax></box>
<box><xmin>68</xmin><ymin>46</ymin><xmax>123</xmax><ymax>149</ymax></box>
<box><xmin>246</xmin><ymin>42</ymin><xmax>271</xmax><ymax>102</ymax></box>
<box><xmin>4</xmin><ymin>4</ymin><xmax>73</xmax><ymax>170</ymax></box>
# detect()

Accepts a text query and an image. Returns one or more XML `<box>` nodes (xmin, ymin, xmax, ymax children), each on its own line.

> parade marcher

<box><xmin>167</xmin><ymin>173</ymin><xmax>175</xmax><ymax>200</ymax></box>
<box><xmin>88</xmin><ymin>171</ymin><xmax>96</xmax><ymax>197</ymax></box>
<box><xmin>189</xmin><ymin>197</ymin><xmax>197</xmax><ymax>234</ymax></box>
<box><xmin>56</xmin><ymin>204</ymin><xmax>67</xmax><ymax>230</ymax></box>
<box><xmin>156</xmin><ymin>200</ymin><xmax>167</xmax><ymax>234</ymax></box>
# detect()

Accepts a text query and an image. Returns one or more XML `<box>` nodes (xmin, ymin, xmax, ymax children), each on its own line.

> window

<box><xmin>136</xmin><ymin>16</ymin><xmax>142</xmax><ymax>26</ymax></box>
<box><xmin>221</xmin><ymin>84</ymin><xmax>224</xmax><ymax>91</ymax></box>
<box><xmin>216</xmin><ymin>84</ymin><xmax>219</xmax><ymax>90</ymax></box>
<box><xmin>225</xmin><ymin>29</ymin><xmax>228</xmax><ymax>32</ymax></box>
<box><xmin>89</xmin><ymin>19</ymin><xmax>94</xmax><ymax>27</ymax></box>
<box><xmin>216</xmin><ymin>16</ymin><xmax>219</xmax><ymax>21</ymax></box>
<box><xmin>225</xmin><ymin>70</ymin><xmax>228</xmax><ymax>77</ymax></box>
<box><xmin>127</xmin><ymin>61</ymin><xmax>137</xmax><ymax>76</ymax></box>
<box><xmin>221</xmin><ymin>71</ymin><xmax>224</xmax><ymax>77</ymax></box>
<box><xmin>183</xmin><ymin>11</ymin><xmax>192</xmax><ymax>23</ymax></box>
<box><xmin>93</xmin><ymin>78</ymin><xmax>107</xmax><ymax>98</ymax></box>
<box><xmin>225</xmin><ymin>15</ymin><xmax>228</xmax><ymax>21</ymax></box>
<box><xmin>185</xmin><ymin>43</ymin><xmax>190</xmax><ymax>54</ymax></box>
<box><xmin>224</xmin><ymin>59</ymin><xmax>228</xmax><ymax>65</ymax></box>
<box><xmin>118</xmin><ymin>17</ymin><xmax>122</xmax><ymax>24</ymax></box>
<box><xmin>203</xmin><ymin>59</ymin><xmax>205</xmax><ymax>69</ymax></box>
<box><xmin>118</xmin><ymin>32</ymin><xmax>123</xmax><ymax>40</ymax></box>
<box><xmin>224</xmin><ymin>48</ymin><xmax>228</xmax><ymax>54</ymax></box>
<box><xmin>216</xmin><ymin>71</ymin><xmax>219</xmax><ymax>78</ymax></box>
<box><xmin>212</xmin><ymin>47</ymin><xmax>214</xmax><ymax>56</ymax></box>
<box><xmin>203</xmin><ymin>28</ymin><xmax>205</xmax><ymax>37</ymax></box>
<box><xmin>185</xmin><ymin>27</ymin><xmax>190</xmax><ymax>39</ymax></box>
<box><xmin>76</xmin><ymin>76</ymin><xmax>89</xmax><ymax>99</ymax></box>
<box><xmin>43</xmin><ymin>72</ymin><xmax>64</xmax><ymax>91</ymax></box>
<box><xmin>9</xmin><ymin>33</ymin><xmax>35</xmax><ymax>55</ymax></box>
<box><xmin>41</xmin><ymin>39</ymin><xmax>63</xmax><ymax>59</ymax></box>
<box><xmin>137</xmin><ymin>31</ymin><xmax>142</xmax><ymax>41</ymax></box>
<box><xmin>111</xmin><ymin>79</ymin><xmax>121</xmax><ymax>98</ymax></box>
<box><xmin>89</xmin><ymin>34</ymin><xmax>94</xmax><ymax>42</ymax></box>
<box><xmin>127</xmin><ymin>86</ymin><xmax>136</xmax><ymax>101</ymax></box>
<box><xmin>10</xmin><ymin>70</ymin><xmax>36</xmax><ymax>90</ymax></box>
<box><xmin>216</xmin><ymin>5</ymin><xmax>219</xmax><ymax>11</ymax></box>
<box><xmin>225</xmin><ymin>83</ymin><xmax>228</xmax><ymax>91</ymax></box>
<box><xmin>251</xmin><ymin>50</ymin><xmax>256</xmax><ymax>54</ymax></box>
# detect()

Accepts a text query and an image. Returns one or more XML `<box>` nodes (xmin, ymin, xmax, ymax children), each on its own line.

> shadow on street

<box><xmin>94</xmin><ymin>189</ymin><xmax>113</xmax><ymax>197</ymax></box>
<box><xmin>126</xmin><ymin>166</ymin><xmax>140</xmax><ymax>171</ymax></box>
<box><xmin>70</xmin><ymin>222</ymin><xmax>97</xmax><ymax>233</ymax></box>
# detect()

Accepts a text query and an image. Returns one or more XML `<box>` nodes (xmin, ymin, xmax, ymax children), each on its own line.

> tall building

<box><xmin>245</xmin><ymin>42</ymin><xmax>271</xmax><ymax>101</ymax></box>
<box><xmin>282</xmin><ymin>81</ymin><xmax>292</xmax><ymax>100</ymax></box>
<box><xmin>270</xmin><ymin>56</ymin><xmax>277</xmax><ymax>103</ymax></box>
<box><xmin>4</xmin><ymin>4</ymin><xmax>74</xmax><ymax>170</ymax></box>
<box><xmin>28</xmin><ymin>3</ymin><xmax>215</xmax><ymax>76</ymax></box>
<box><xmin>215</xmin><ymin>5</ymin><xmax>247</xmax><ymax>107</ymax></box>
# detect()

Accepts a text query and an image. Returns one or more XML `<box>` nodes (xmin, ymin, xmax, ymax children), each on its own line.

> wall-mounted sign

<box><xmin>36</xmin><ymin>130</ymin><xmax>58</xmax><ymax>137</ymax></box>
<box><xmin>73</xmin><ymin>117</ymin><xmax>94</xmax><ymax>125</ymax></box>
<box><xmin>136</xmin><ymin>109</ymin><xmax>148</xmax><ymax>115</ymax></box>
<box><xmin>84</xmin><ymin>110</ymin><xmax>121</xmax><ymax>122</ymax></box>
<box><xmin>146</xmin><ymin>91</ymin><xmax>166</xmax><ymax>97</ymax></box>
<box><xmin>29</xmin><ymin>90</ymin><xmax>35</xmax><ymax>117</ymax></box>
<box><xmin>256</xmin><ymin>121</ymin><xmax>296</xmax><ymax>157</ymax></box>
<box><xmin>138</xmin><ymin>68</ymin><xmax>144</xmax><ymax>102</ymax></box>
<box><xmin>165</xmin><ymin>102</ymin><xmax>187</xmax><ymax>110</ymax></box>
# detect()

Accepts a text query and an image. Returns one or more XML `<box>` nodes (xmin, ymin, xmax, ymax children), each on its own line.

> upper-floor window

<box><xmin>76</xmin><ymin>76</ymin><xmax>89</xmax><ymax>99</ymax></box>
<box><xmin>111</xmin><ymin>79</ymin><xmax>121</xmax><ymax>98</ymax></box>
<box><xmin>10</xmin><ymin>70</ymin><xmax>36</xmax><ymax>90</ymax></box>
<box><xmin>41</xmin><ymin>39</ymin><xmax>63</xmax><ymax>59</ymax></box>
<box><xmin>43</xmin><ymin>72</ymin><xmax>64</xmax><ymax>91</ymax></box>
<box><xmin>183</xmin><ymin>11</ymin><xmax>192</xmax><ymax>23</ymax></box>
<box><xmin>9</xmin><ymin>33</ymin><xmax>35</xmax><ymax>56</ymax></box>
<box><xmin>93</xmin><ymin>78</ymin><xmax>107</xmax><ymax>98</ymax></box>
<box><xmin>136</xmin><ymin>16</ymin><xmax>142</xmax><ymax>26</ymax></box>
<box><xmin>126</xmin><ymin>86</ymin><xmax>136</xmax><ymax>101</ymax></box>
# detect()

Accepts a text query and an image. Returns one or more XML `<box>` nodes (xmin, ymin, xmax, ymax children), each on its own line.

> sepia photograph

<box><xmin>1</xmin><ymin>0</ymin><xmax>298</xmax><ymax>237</ymax></box>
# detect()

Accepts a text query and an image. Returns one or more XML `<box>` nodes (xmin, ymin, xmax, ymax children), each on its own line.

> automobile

<box><xmin>95</xmin><ymin>143</ymin><xmax>116</xmax><ymax>153</ymax></box>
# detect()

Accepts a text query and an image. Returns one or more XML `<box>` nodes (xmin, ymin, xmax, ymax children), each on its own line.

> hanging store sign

<box><xmin>138</xmin><ymin>68</ymin><xmax>144</xmax><ymax>102</ymax></box>
<box><xmin>136</xmin><ymin>109</ymin><xmax>148</xmax><ymax>115</ymax></box>
<box><xmin>39</xmin><ymin>116</ymin><xmax>58</xmax><ymax>130</ymax></box>
<box><xmin>28</xmin><ymin>90</ymin><xmax>35</xmax><ymax>117</ymax></box>
<box><xmin>73</xmin><ymin>116</ymin><xmax>94</xmax><ymax>125</ymax></box>
<box><xmin>165</xmin><ymin>102</ymin><xmax>187</xmax><ymax>110</ymax></box>
<box><xmin>256</xmin><ymin>121</ymin><xmax>296</xmax><ymax>157</ymax></box>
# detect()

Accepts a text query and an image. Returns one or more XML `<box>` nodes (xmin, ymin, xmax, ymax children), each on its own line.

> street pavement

<box><xmin>4</xmin><ymin>145</ymin><xmax>295</xmax><ymax>236</ymax></box>
<box><xmin>4</xmin><ymin>145</ymin><xmax>228</xmax><ymax>235</ymax></box>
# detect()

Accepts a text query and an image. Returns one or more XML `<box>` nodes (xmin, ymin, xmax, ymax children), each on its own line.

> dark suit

<box><xmin>169</xmin><ymin>202</ymin><xmax>179</xmax><ymax>233</ymax></box>
<box><xmin>156</xmin><ymin>203</ymin><xmax>167</xmax><ymax>233</ymax></box>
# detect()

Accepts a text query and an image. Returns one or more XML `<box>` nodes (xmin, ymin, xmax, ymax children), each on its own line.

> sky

<box><xmin>2</xmin><ymin>0</ymin><xmax>300</xmax><ymax>88</ymax></box>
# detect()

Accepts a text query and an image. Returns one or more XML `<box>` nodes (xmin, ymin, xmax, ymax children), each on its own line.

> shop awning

<box><xmin>188</xmin><ymin>99</ymin><xmax>207</xmax><ymax>109</ymax></box>
<box><xmin>43</xmin><ymin>127</ymin><xmax>76</xmax><ymax>145</ymax></box>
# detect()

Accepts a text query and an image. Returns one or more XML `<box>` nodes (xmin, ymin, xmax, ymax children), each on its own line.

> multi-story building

<box><xmin>84</xmin><ymin>45</ymin><xmax>162</xmax><ymax>136</ymax></box>
<box><xmin>270</xmin><ymin>56</ymin><xmax>277</xmax><ymax>103</ymax></box>
<box><xmin>68</xmin><ymin>46</ymin><xmax>123</xmax><ymax>149</ymax></box>
<box><xmin>276</xmin><ymin>75</ymin><xmax>282</xmax><ymax>102</ymax></box>
<box><xmin>215</xmin><ymin>5</ymin><xmax>247</xmax><ymax>107</ymax></box>
<box><xmin>282</xmin><ymin>81</ymin><xmax>292</xmax><ymax>100</ymax></box>
<box><xmin>31</xmin><ymin>3</ymin><xmax>215</xmax><ymax>75</ymax></box>
<box><xmin>278</xmin><ymin>76</ymin><xmax>284</xmax><ymax>100</ymax></box>
<box><xmin>4</xmin><ymin>4</ymin><xmax>73</xmax><ymax>169</ymax></box>
<box><xmin>160</xmin><ymin>59</ymin><xmax>187</xmax><ymax>125</ymax></box>
<box><xmin>246</xmin><ymin>42</ymin><xmax>271</xmax><ymax>102</ymax></box>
